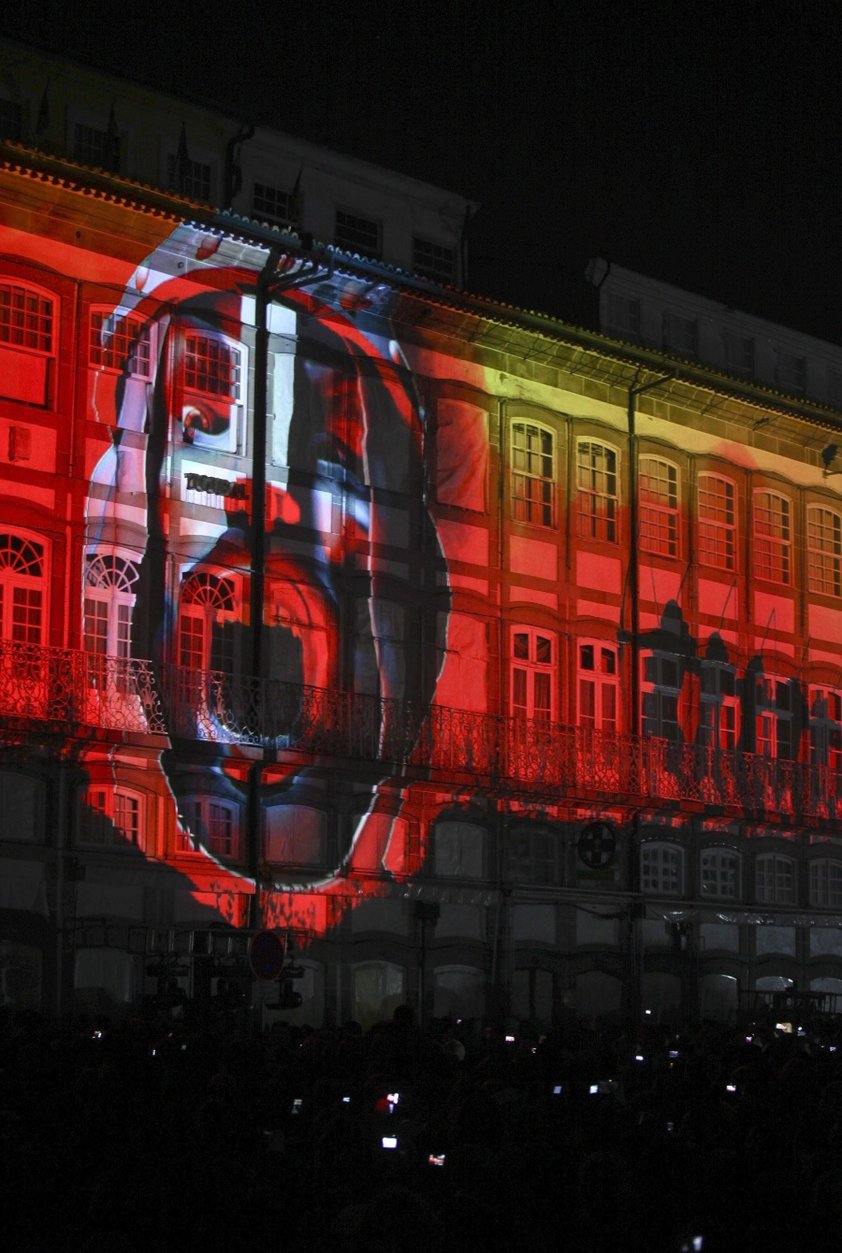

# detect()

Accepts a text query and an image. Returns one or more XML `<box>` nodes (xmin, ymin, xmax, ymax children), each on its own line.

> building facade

<box><xmin>2</xmin><ymin>139</ymin><xmax>842</xmax><ymax>1031</ymax></box>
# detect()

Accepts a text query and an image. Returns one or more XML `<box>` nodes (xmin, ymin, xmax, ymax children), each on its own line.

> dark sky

<box><xmin>5</xmin><ymin>0</ymin><xmax>842</xmax><ymax>341</ymax></box>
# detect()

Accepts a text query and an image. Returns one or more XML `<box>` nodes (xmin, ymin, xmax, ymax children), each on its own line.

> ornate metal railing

<box><xmin>1</xmin><ymin>640</ymin><xmax>841</xmax><ymax>820</ymax></box>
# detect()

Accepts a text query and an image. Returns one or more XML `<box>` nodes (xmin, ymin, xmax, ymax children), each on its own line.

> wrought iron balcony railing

<box><xmin>1</xmin><ymin>640</ymin><xmax>841</xmax><ymax>821</ymax></box>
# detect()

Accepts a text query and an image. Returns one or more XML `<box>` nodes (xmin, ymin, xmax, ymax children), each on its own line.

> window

<box><xmin>756</xmin><ymin>853</ymin><xmax>795</xmax><ymax>904</ymax></box>
<box><xmin>89</xmin><ymin>308</ymin><xmax>152</xmax><ymax>377</ymax></box>
<box><xmin>179</xmin><ymin>572</ymin><xmax>238</xmax><ymax>674</ymax></box>
<box><xmin>577</xmin><ymin>441</ymin><xmax>618</xmax><ymax>542</ymax></box>
<box><xmin>433</xmin><ymin>820</ymin><xmax>485</xmax><ymax>878</ymax></box>
<box><xmin>511</xmin><ymin>628</ymin><xmax>554</xmax><ymax>721</ymax></box>
<box><xmin>0</xmin><ymin>533</ymin><xmax>45</xmax><ymax>644</ymax></box>
<box><xmin>253</xmin><ymin>182</ymin><xmax>296</xmax><ymax>228</ymax></box>
<box><xmin>807</xmin><ymin>506</ymin><xmax>842</xmax><ymax>597</ymax></box>
<box><xmin>0</xmin><ymin>280</ymin><xmax>55</xmax><ymax>405</ymax></box>
<box><xmin>78</xmin><ymin>786</ymin><xmax>141</xmax><ymax>849</ymax></box>
<box><xmin>511</xmin><ymin>422</ymin><xmax>554</xmax><ymax>526</ymax></box>
<box><xmin>809</xmin><ymin>687</ymin><xmax>842</xmax><ymax>770</ymax></box>
<box><xmin>167</xmin><ymin>153</ymin><xmax>212</xmax><ymax>201</ymax></box>
<box><xmin>641</xmin><ymin>652</ymin><xmax>681</xmax><ymax>742</ymax></box>
<box><xmin>641</xmin><ymin>843</ymin><xmax>683</xmax><ymax>894</ymax></box>
<box><xmin>699</xmin><ymin>662</ymin><xmax>738</xmax><ymax>749</ymax></box>
<box><xmin>578</xmin><ymin>642</ymin><xmax>618</xmax><ymax>732</ymax></box>
<box><xmin>756</xmin><ymin>676</ymin><xmax>795</xmax><ymax>759</ymax></box>
<box><xmin>335</xmin><ymin>209</ymin><xmax>380</xmax><ymax>258</ymax></box>
<box><xmin>84</xmin><ymin>554</ymin><xmax>139</xmax><ymax>690</ymax></box>
<box><xmin>184</xmin><ymin>332</ymin><xmax>240</xmax><ymax>400</ymax></box>
<box><xmin>639</xmin><ymin>457</ymin><xmax>679</xmax><ymax>556</ymax></box>
<box><xmin>663</xmin><ymin>311</ymin><xmax>698</xmax><ymax>357</ymax></box>
<box><xmin>701</xmin><ymin>849</ymin><xmax>739</xmax><ymax>899</ymax></box>
<box><xmin>508</xmin><ymin>825</ymin><xmax>560</xmax><ymax>886</ymax></box>
<box><xmin>753</xmin><ymin>491</ymin><xmax>791</xmax><ymax>584</ymax></box>
<box><xmin>264</xmin><ymin>805</ymin><xmax>326</xmax><ymax>866</ymax></box>
<box><xmin>73</xmin><ymin>121</ymin><xmax>120</xmax><ymax>172</ymax></box>
<box><xmin>721</xmin><ymin>331</ymin><xmax>755</xmax><ymax>377</ymax></box>
<box><xmin>184</xmin><ymin>797</ymin><xmax>239</xmax><ymax>860</ymax></box>
<box><xmin>0</xmin><ymin>772</ymin><xmax>44</xmax><ymax>843</ymax></box>
<box><xmin>775</xmin><ymin>348</ymin><xmax>807</xmax><ymax>395</ymax></box>
<box><xmin>810</xmin><ymin>860</ymin><xmax>842</xmax><ymax>908</ymax></box>
<box><xmin>697</xmin><ymin>474</ymin><xmax>736</xmax><ymax>570</ymax></box>
<box><xmin>606</xmin><ymin>292</ymin><xmax>641</xmax><ymax>338</ymax></box>
<box><xmin>412</xmin><ymin>237</ymin><xmax>456</xmax><ymax>284</ymax></box>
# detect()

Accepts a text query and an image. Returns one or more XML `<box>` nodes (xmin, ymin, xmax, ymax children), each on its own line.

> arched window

<box><xmin>756</xmin><ymin>853</ymin><xmax>796</xmax><ymax>904</ymax></box>
<box><xmin>84</xmin><ymin>554</ymin><xmax>139</xmax><ymax>667</ymax></box>
<box><xmin>511</xmin><ymin>421</ymin><xmax>555</xmax><ymax>526</ymax></box>
<box><xmin>0</xmin><ymin>533</ymin><xmax>45</xmax><ymax>644</ymax></box>
<box><xmin>639</xmin><ymin>456</ymin><xmax>679</xmax><ymax>556</ymax></box>
<box><xmin>700</xmin><ymin>848</ymin><xmax>740</xmax><ymax>900</ymax></box>
<box><xmin>641</xmin><ymin>842</ymin><xmax>683</xmax><ymax>894</ymax></box>
<box><xmin>0</xmin><ymin>280</ymin><xmax>55</xmax><ymax>405</ymax></box>
<box><xmin>697</xmin><ymin>474</ymin><xmax>736</xmax><ymax>570</ymax></box>
<box><xmin>179</xmin><ymin>572</ymin><xmax>238</xmax><ymax>673</ymax></box>
<box><xmin>809</xmin><ymin>860</ymin><xmax>842</xmax><ymax>909</ymax></box>
<box><xmin>576</xmin><ymin>440</ymin><xmax>618</xmax><ymax>542</ymax></box>
<box><xmin>753</xmin><ymin>490</ymin><xmax>792</xmax><ymax>585</ymax></box>
<box><xmin>807</xmin><ymin>506</ymin><xmax>842</xmax><ymax>597</ymax></box>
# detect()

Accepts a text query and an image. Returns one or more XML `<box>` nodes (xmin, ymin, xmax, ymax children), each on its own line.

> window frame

<box><xmin>180</xmin><ymin>794</ymin><xmax>240</xmax><ymax>861</ymax></box>
<box><xmin>89</xmin><ymin>306</ymin><xmax>154</xmax><ymax>379</ymax></box>
<box><xmin>511</xmin><ymin>626</ymin><xmax>555</xmax><ymax>722</ymax></box>
<box><xmin>699</xmin><ymin>660</ymin><xmax>738</xmax><ymax>750</ymax></box>
<box><xmin>412</xmin><ymin>236</ymin><xmax>456</xmax><ymax>284</ymax></box>
<box><xmin>577</xmin><ymin>640</ymin><xmax>619</xmax><ymax>734</ymax></box>
<box><xmin>334</xmin><ymin>208</ymin><xmax>381</xmax><ymax>258</ymax></box>
<box><xmin>755</xmin><ymin>674</ymin><xmax>795</xmax><ymax>760</ymax></box>
<box><xmin>807</xmin><ymin>505</ymin><xmax>842</xmax><ymax>598</ymax></box>
<box><xmin>508</xmin><ymin>823</ymin><xmax>562</xmax><ymax>886</ymax></box>
<box><xmin>0</xmin><ymin>531</ymin><xmax>47</xmax><ymax>646</ymax></box>
<box><xmin>640</xmin><ymin>841</ymin><xmax>683</xmax><ymax>895</ymax></box>
<box><xmin>639</xmin><ymin>455</ymin><xmax>680</xmax><ymax>557</ymax></box>
<box><xmin>700</xmin><ymin>847</ymin><xmax>740</xmax><ymax>900</ymax></box>
<box><xmin>78</xmin><ymin>785</ymin><xmax>144</xmax><ymax>851</ymax></box>
<box><xmin>809</xmin><ymin>686</ymin><xmax>842</xmax><ymax>771</ymax></box>
<box><xmin>755</xmin><ymin>852</ymin><xmax>796</xmax><ymax>905</ymax></box>
<box><xmin>511</xmin><ymin>421</ymin><xmax>555</xmax><ymax>527</ymax></box>
<box><xmin>697</xmin><ymin>473</ymin><xmax>737</xmax><ymax>571</ymax></box>
<box><xmin>753</xmin><ymin>489</ymin><xmax>792</xmax><ymax>585</ymax></box>
<box><xmin>178</xmin><ymin>571</ymin><xmax>240</xmax><ymax>676</ymax></box>
<box><xmin>0</xmin><ymin>278</ymin><xmax>56</xmax><ymax>406</ymax></box>
<box><xmin>576</xmin><ymin>439</ymin><xmax>619</xmax><ymax>543</ymax></box>
<box><xmin>809</xmin><ymin>859</ymin><xmax>842</xmax><ymax>909</ymax></box>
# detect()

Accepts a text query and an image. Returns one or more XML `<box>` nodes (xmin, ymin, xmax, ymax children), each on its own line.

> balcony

<box><xmin>0</xmin><ymin>640</ymin><xmax>840</xmax><ymax>822</ymax></box>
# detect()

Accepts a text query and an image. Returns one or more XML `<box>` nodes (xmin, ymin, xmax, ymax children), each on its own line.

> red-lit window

<box><xmin>511</xmin><ymin>422</ymin><xmax>555</xmax><ymax>527</ymax></box>
<box><xmin>89</xmin><ymin>308</ymin><xmax>152</xmax><ymax>377</ymax></box>
<box><xmin>183</xmin><ymin>797</ymin><xmax>238</xmax><ymax>859</ymax></box>
<box><xmin>756</xmin><ymin>853</ymin><xmax>795</xmax><ymax>904</ymax></box>
<box><xmin>753</xmin><ymin>491</ymin><xmax>791</xmax><ymax>584</ymax></box>
<box><xmin>639</xmin><ymin>456</ymin><xmax>679</xmax><ymax>556</ymax></box>
<box><xmin>578</xmin><ymin>642</ymin><xmax>618</xmax><ymax>733</ymax></box>
<box><xmin>0</xmin><ymin>281</ymin><xmax>55</xmax><ymax>405</ymax></box>
<box><xmin>0</xmin><ymin>534</ymin><xmax>45</xmax><ymax>644</ymax></box>
<box><xmin>809</xmin><ymin>687</ymin><xmax>842</xmax><ymax>771</ymax></box>
<box><xmin>641</xmin><ymin>842</ymin><xmax>683</xmax><ymax>894</ymax></box>
<box><xmin>576</xmin><ymin>440</ymin><xmax>618</xmax><ymax>542</ymax></box>
<box><xmin>78</xmin><ymin>786</ymin><xmax>141</xmax><ymax>849</ymax></box>
<box><xmin>756</xmin><ymin>676</ymin><xmax>794</xmax><ymax>759</ymax></box>
<box><xmin>697</xmin><ymin>474</ymin><xmax>736</xmax><ymax>571</ymax></box>
<box><xmin>184</xmin><ymin>333</ymin><xmax>240</xmax><ymax>400</ymax></box>
<box><xmin>179</xmin><ymin>572</ymin><xmax>238</xmax><ymax>673</ymax></box>
<box><xmin>701</xmin><ymin>849</ymin><xmax>739</xmax><ymax>899</ymax></box>
<box><xmin>807</xmin><ymin>506</ymin><xmax>842</xmax><ymax>597</ymax></box>
<box><xmin>511</xmin><ymin>628</ymin><xmax>554</xmax><ymax>721</ymax></box>
<box><xmin>699</xmin><ymin>662</ymin><xmax>738</xmax><ymax>750</ymax></box>
<box><xmin>84</xmin><ymin>554</ymin><xmax>139</xmax><ymax>691</ymax></box>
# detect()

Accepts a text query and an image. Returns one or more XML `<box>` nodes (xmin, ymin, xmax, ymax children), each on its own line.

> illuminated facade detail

<box><xmin>697</xmin><ymin>473</ymin><xmax>737</xmax><ymax>570</ymax></box>
<box><xmin>753</xmin><ymin>490</ymin><xmax>792</xmax><ymax>584</ymax></box>
<box><xmin>511</xmin><ymin>421</ymin><xmax>555</xmax><ymax>526</ymax></box>
<box><xmin>576</xmin><ymin>439</ymin><xmax>618</xmax><ymax>542</ymax></box>
<box><xmin>6</xmin><ymin>134</ymin><xmax>842</xmax><ymax>1028</ymax></box>
<box><xmin>807</xmin><ymin>505</ymin><xmax>842</xmax><ymax>596</ymax></box>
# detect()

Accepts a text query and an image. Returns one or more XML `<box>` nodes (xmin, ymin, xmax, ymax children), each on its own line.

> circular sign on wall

<box><xmin>248</xmin><ymin>929</ymin><xmax>287</xmax><ymax>981</ymax></box>
<box><xmin>577</xmin><ymin>821</ymin><xmax>617</xmax><ymax>870</ymax></box>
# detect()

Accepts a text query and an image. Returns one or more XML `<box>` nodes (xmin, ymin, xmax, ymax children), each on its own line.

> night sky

<box><xmin>4</xmin><ymin>0</ymin><xmax>842</xmax><ymax>342</ymax></box>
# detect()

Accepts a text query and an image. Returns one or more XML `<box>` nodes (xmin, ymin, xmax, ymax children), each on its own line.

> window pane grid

<box><xmin>697</xmin><ymin>475</ymin><xmax>736</xmax><ymax>570</ymax></box>
<box><xmin>577</xmin><ymin>442</ymin><xmax>618</xmax><ymax>542</ymax></box>
<box><xmin>412</xmin><ymin>236</ymin><xmax>456</xmax><ymax>284</ymax></box>
<box><xmin>756</xmin><ymin>855</ymin><xmax>795</xmax><ymax>904</ymax></box>
<box><xmin>335</xmin><ymin>210</ymin><xmax>380</xmax><ymax>257</ymax></box>
<box><xmin>512</xmin><ymin>423</ymin><xmax>554</xmax><ymax>526</ymax></box>
<box><xmin>641</xmin><ymin>844</ymin><xmax>682</xmax><ymax>893</ymax></box>
<box><xmin>184</xmin><ymin>334</ymin><xmax>240</xmax><ymax>400</ymax></box>
<box><xmin>90</xmin><ymin>310</ymin><xmax>152</xmax><ymax>376</ymax></box>
<box><xmin>253</xmin><ymin>182</ymin><xmax>295</xmax><ymax>226</ymax></box>
<box><xmin>753</xmin><ymin>492</ymin><xmax>791</xmax><ymax>584</ymax></box>
<box><xmin>639</xmin><ymin>458</ymin><xmax>679</xmax><ymax>556</ymax></box>
<box><xmin>810</xmin><ymin>860</ymin><xmax>842</xmax><ymax>908</ymax></box>
<box><xmin>808</xmin><ymin>507</ymin><xmax>842</xmax><ymax>597</ymax></box>
<box><xmin>701</xmin><ymin>849</ymin><xmax>738</xmax><ymax>898</ymax></box>
<box><xmin>0</xmin><ymin>283</ymin><xmax>53</xmax><ymax>353</ymax></box>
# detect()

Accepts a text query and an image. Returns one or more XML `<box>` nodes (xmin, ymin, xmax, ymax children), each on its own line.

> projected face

<box><xmin>87</xmin><ymin>226</ymin><xmax>449</xmax><ymax>932</ymax></box>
